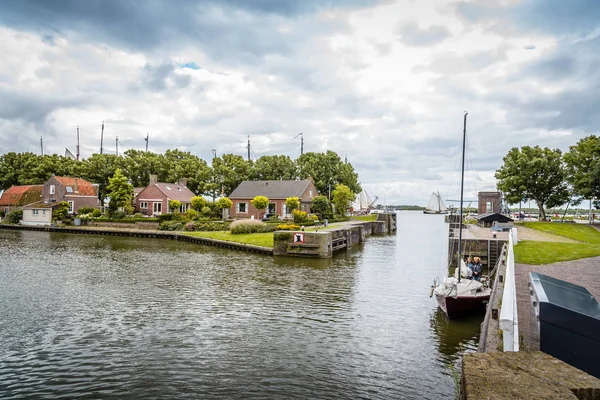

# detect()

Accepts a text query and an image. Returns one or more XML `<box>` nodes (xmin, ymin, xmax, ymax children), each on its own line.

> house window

<box><xmin>237</xmin><ymin>202</ymin><xmax>247</xmax><ymax>213</ymax></box>
<box><xmin>33</xmin><ymin>209</ymin><xmax>39</xmax><ymax>215</ymax></box>
<box><xmin>42</xmin><ymin>210</ymin><xmax>46</xmax><ymax>216</ymax></box>
<box><xmin>310</xmin><ymin>190</ymin><xmax>313</xmax><ymax>198</ymax></box>
<box><xmin>268</xmin><ymin>203</ymin><xmax>276</xmax><ymax>214</ymax></box>
<box><xmin>68</xmin><ymin>201</ymin><xmax>74</xmax><ymax>214</ymax></box>
<box><xmin>153</xmin><ymin>202</ymin><xmax>162</xmax><ymax>215</ymax></box>
<box><xmin>66</xmin><ymin>186</ymin><xmax>73</xmax><ymax>194</ymax></box>
<box><xmin>140</xmin><ymin>201</ymin><xmax>148</xmax><ymax>209</ymax></box>
<box><xmin>180</xmin><ymin>203</ymin><xmax>189</xmax><ymax>213</ymax></box>
<box><xmin>50</xmin><ymin>185</ymin><xmax>55</xmax><ymax>195</ymax></box>
<box><xmin>486</xmin><ymin>201</ymin><xmax>493</xmax><ymax>213</ymax></box>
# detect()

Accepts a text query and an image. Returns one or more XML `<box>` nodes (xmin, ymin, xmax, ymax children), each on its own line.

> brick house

<box><xmin>135</xmin><ymin>175</ymin><xmax>195</xmax><ymax>216</ymax></box>
<box><xmin>0</xmin><ymin>185</ymin><xmax>43</xmax><ymax>215</ymax></box>
<box><xmin>20</xmin><ymin>175</ymin><xmax>100</xmax><ymax>226</ymax></box>
<box><xmin>228</xmin><ymin>180</ymin><xmax>318</xmax><ymax>219</ymax></box>
<box><xmin>41</xmin><ymin>175</ymin><xmax>100</xmax><ymax>214</ymax></box>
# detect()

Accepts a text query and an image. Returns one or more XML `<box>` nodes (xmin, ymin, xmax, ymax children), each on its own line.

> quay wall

<box><xmin>0</xmin><ymin>224</ymin><xmax>273</xmax><ymax>255</ymax></box>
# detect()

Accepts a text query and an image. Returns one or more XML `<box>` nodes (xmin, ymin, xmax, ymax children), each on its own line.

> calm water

<box><xmin>0</xmin><ymin>212</ymin><xmax>481</xmax><ymax>399</ymax></box>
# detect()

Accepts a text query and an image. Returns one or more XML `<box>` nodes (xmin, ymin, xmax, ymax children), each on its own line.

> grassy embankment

<box><xmin>515</xmin><ymin>222</ymin><xmax>600</xmax><ymax>264</ymax></box>
<box><xmin>183</xmin><ymin>214</ymin><xmax>377</xmax><ymax>248</ymax></box>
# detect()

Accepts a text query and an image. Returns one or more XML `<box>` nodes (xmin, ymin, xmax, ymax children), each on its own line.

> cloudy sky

<box><xmin>1</xmin><ymin>0</ymin><xmax>599</xmax><ymax>206</ymax></box>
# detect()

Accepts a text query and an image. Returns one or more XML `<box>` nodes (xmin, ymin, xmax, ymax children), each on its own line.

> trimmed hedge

<box><xmin>184</xmin><ymin>221</ymin><xmax>230</xmax><ymax>232</ymax></box>
<box><xmin>230</xmin><ymin>219</ymin><xmax>277</xmax><ymax>234</ymax></box>
<box><xmin>158</xmin><ymin>221</ymin><xmax>185</xmax><ymax>231</ymax></box>
<box><xmin>275</xmin><ymin>223</ymin><xmax>301</xmax><ymax>231</ymax></box>
<box><xmin>93</xmin><ymin>217</ymin><xmax>160</xmax><ymax>223</ymax></box>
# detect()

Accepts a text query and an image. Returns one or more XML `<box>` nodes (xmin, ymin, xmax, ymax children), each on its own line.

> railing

<box><xmin>499</xmin><ymin>228</ymin><xmax>519</xmax><ymax>351</ymax></box>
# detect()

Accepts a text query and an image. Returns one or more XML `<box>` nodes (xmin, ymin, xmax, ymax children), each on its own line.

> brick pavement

<box><xmin>515</xmin><ymin>258</ymin><xmax>600</xmax><ymax>349</ymax></box>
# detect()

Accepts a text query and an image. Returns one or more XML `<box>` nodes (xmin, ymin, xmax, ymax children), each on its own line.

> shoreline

<box><xmin>0</xmin><ymin>224</ymin><xmax>274</xmax><ymax>256</ymax></box>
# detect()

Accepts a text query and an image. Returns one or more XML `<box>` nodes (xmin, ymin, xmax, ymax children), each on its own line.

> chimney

<box><xmin>74</xmin><ymin>178</ymin><xmax>79</xmax><ymax>193</ymax></box>
<box><xmin>149</xmin><ymin>174</ymin><xmax>158</xmax><ymax>185</ymax></box>
<box><xmin>178</xmin><ymin>178</ymin><xmax>188</xmax><ymax>187</ymax></box>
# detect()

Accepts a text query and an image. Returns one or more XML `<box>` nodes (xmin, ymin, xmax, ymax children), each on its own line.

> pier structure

<box><xmin>464</xmin><ymin>228</ymin><xmax>600</xmax><ymax>399</ymax></box>
<box><xmin>273</xmin><ymin>213</ymin><xmax>396</xmax><ymax>258</ymax></box>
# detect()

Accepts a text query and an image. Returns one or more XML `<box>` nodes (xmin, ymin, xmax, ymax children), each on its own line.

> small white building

<box><xmin>21</xmin><ymin>202</ymin><xmax>54</xmax><ymax>226</ymax></box>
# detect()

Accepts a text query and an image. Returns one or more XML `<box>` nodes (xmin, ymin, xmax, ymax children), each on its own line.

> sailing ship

<box><xmin>424</xmin><ymin>191</ymin><xmax>448</xmax><ymax>214</ymax></box>
<box><xmin>352</xmin><ymin>189</ymin><xmax>378</xmax><ymax>213</ymax></box>
<box><xmin>431</xmin><ymin>113</ymin><xmax>492</xmax><ymax>318</ymax></box>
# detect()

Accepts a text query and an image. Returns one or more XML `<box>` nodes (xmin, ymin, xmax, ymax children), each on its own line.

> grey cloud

<box><xmin>138</xmin><ymin>63</ymin><xmax>191</xmax><ymax>92</ymax></box>
<box><xmin>414</xmin><ymin>47</ymin><xmax>507</xmax><ymax>76</ymax></box>
<box><xmin>397</xmin><ymin>22</ymin><xmax>451</xmax><ymax>47</ymax></box>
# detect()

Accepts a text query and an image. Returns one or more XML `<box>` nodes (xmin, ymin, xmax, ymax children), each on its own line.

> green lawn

<box><xmin>184</xmin><ymin>231</ymin><xmax>274</xmax><ymax>247</ymax></box>
<box><xmin>515</xmin><ymin>222</ymin><xmax>600</xmax><ymax>264</ymax></box>
<box><xmin>519</xmin><ymin>221</ymin><xmax>600</xmax><ymax>243</ymax></box>
<box><xmin>350</xmin><ymin>214</ymin><xmax>377</xmax><ymax>222</ymax></box>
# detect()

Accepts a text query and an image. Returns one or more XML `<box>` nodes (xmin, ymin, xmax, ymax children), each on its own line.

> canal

<box><xmin>0</xmin><ymin>212</ymin><xmax>481</xmax><ymax>399</ymax></box>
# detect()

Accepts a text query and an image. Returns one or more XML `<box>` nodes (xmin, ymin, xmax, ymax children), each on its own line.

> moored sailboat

<box><xmin>431</xmin><ymin>113</ymin><xmax>491</xmax><ymax>318</ymax></box>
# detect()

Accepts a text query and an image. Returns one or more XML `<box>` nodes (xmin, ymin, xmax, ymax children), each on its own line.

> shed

<box><xmin>476</xmin><ymin>212</ymin><xmax>513</xmax><ymax>228</ymax></box>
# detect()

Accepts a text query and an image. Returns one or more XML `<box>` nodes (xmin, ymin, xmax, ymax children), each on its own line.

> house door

<box><xmin>268</xmin><ymin>203</ymin><xmax>276</xmax><ymax>214</ymax></box>
<box><xmin>153</xmin><ymin>202</ymin><xmax>162</xmax><ymax>215</ymax></box>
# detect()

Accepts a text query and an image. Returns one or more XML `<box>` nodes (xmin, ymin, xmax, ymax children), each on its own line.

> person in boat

<box><xmin>466</xmin><ymin>256</ymin><xmax>473</xmax><ymax>270</ymax></box>
<box><xmin>471</xmin><ymin>257</ymin><xmax>483</xmax><ymax>281</ymax></box>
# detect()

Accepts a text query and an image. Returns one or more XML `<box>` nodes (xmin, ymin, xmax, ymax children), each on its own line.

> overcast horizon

<box><xmin>1</xmin><ymin>0</ymin><xmax>599</xmax><ymax>206</ymax></box>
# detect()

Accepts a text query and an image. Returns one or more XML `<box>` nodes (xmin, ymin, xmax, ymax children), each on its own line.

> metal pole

<box><xmin>145</xmin><ymin>133</ymin><xmax>149</xmax><ymax>152</ymax></box>
<box><xmin>247</xmin><ymin>135</ymin><xmax>250</xmax><ymax>161</ymax></box>
<box><xmin>116</xmin><ymin>136</ymin><xmax>119</xmax><ymax>157</ymax></box>
<box><xmin>100</xmin><ymin>121</ymin><xmax>104</xmax><ymax>154</ymax></box>
<box><xmin>457</xmin><ymin>112</ymin><xmax>468</xmax><ymax>282</ymax></box>
<box><xmin>40</xmin><ymin>136</ymin><xmax>44</xmax><ymax>156</ymax></box>
<box><xmin>76</xmin><ymin>126</ymin><xmax>80</xmax><ymax>160</ymax></box>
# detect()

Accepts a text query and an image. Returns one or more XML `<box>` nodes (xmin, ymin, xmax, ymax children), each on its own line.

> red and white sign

<box><xmin>293</xmin><ymin>232</ymin><xmax>304</xmax><ymax>243</ymax></box>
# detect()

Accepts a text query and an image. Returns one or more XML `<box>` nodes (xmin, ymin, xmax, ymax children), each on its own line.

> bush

<box><xmin>92</xmin><ymin>209</ymin><xmax>102</xmax><ymax>218</ymax></box>
<box><xmin>186</xmin><ymin>209</ymin><xmax>198</xmax><ymax>219</ymax></box>
<box><xmin>158</xmin><ymin>220</ymin><xmax>185</xmax><ymax>231</ymax></box>
<box><xmin>157</xmin><ymin>213</ymin><xmax>174</xmax><ymax>222</ymax></box>
<box><xmin>230</xmin><ymin>219</ymin><xmax>276</xmax><ymax>234</ymax></box>
<box><xmin>184</xmin><ymin>221</ymin><xmax>230</xmax><ymax>231</ymax></box>
<box><xmin>6</xmin><ymin>209</ymin><xmax>23</xmax><ymax>224</ymax></box>
<box><xmin>276</xmin><ymin>223</ymin><xmax>301</xmax><ymax>231</ymax></box>
<box><xmin>293</xmin><ymin>209</ymin><xmax>308</xmax><ymax>224</ymax></box>
<box><xmin>133</xmin><ymin>213</ymin><xmax>144</xmax><ymax>218</ymax></box>
<box><xmin>76</xmin><ymin>206</ymin><xmax>96</xmax><ymax>216</ymax></box>
<box><xmin>201</xmin><ymin>206</ymin><xmax>212</xmax><ymax>217</ymax></box>
<box><xmin>111</xmin><ymin>210</ymin><xmax>126</xmax><ymax>219</ymax></box>
<box><xmin>0</xmin><ymin>210</ymin><xmax>4</xmax><ymax>219</ymax></box>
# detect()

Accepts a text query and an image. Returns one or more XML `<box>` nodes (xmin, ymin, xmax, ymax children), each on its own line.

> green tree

<box><xmin>82</xmin><ymin>153</ymin><xmax>123</xmax><ymax>201</ymax></box>
<box><xmin>331</xmin><ymin>184</ymin><xmax>354</xmax><ymax>216</ymax></box>
<box><xmin>297</xmin><ymin>151</ymin><xmax>361</xmax><ymax>196</ymax></box>
<box><xmin>215</xmin><ymin>197</ymin><xmax>233</xmax><ymax>211</ymax></box>
<box><xmin>563</xmin><ymin>135</ymin><xmax>600</xmax><ymax>201</ymax></box>
<box><xmin>253</xmin><ymin>155</ymin><xmax>298</xmax><ymax>180</ymax></box>
<box><xmin>251</xmin><ymin>195</ymin><xmax>269</xmax><ymax>218</ymax></box>
<box><xmin>211</xmin><ymin>154</ymin><xmax>254</xmax><ymax>196</ymax></box>
<box><xmin>495</xmin><ymin>146</ymin><xmax>570</xmax><ymax>220</ymax></box>
<box><xmin>106</xmin><ymin>168</ymin><xmax>134</xmax><ymax>212</ymax></box>
<box><xmin>169</xmin><ymin>199</ymin><xmax>182</xmax><ymax>213</ymax></box>
<box><xmin>286</xmin><ymin>197</ymin><xmax>300</xmax><ymax>215</ymax></box>
<box><xmin>53</xmin><ymin>201</ymin><xmax>69</xmax><ymax>221</ymax></box>
<box><xmin>310</xmin><ymin>195</ymin><xmax>333</xmax><ymax>220</ymax></box>
<box><xmin>191</xmin><ymin>196</ymin><xmax>207</xmax><ymax>211</ymax></box>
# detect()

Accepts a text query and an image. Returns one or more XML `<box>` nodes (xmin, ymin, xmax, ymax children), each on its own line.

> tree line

<box><xmin>495</xmin><ymin>135</ymin><xmax>600</xmax><ymax>220</ymax></box>
<box><xmin>0</xmin><ymin>149</ymin><xmax>361</xmax><ymax>201</ymax></box>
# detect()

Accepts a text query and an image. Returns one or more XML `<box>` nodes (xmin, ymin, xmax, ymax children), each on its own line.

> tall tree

<box><xmin>563</xmin><ymin>135</ymin><xmax>600</xmax><ymax>201</ymax></box>
<box><xmin>253</xmin><ymin>155</ymin><xmax>298</xmax><ymax>180</ymax></box>
<box><xmin>212</xmin><ymin>154</ymin><xmax>253</xmax><ymax>196</ymax></box>
<box><xmin>331</xmin><ymin>184</ymin><xmax>354</xmax><ymax>216</ymax></box>
<box><xmin>106</xmin><ymin>168</ymin><xmax>134</xmax><ymax>212</ymax></box>
<box><xmin>495</xmin><ymin>146</ymin><xmax>570</xmax><ymax>220</ymax></box>
<box><xmin>82</xmin><ymin>153</ymin><xmax>123</xmax><ymax>201</ymax></box>
<box><xmin>297</xmin><ymin>151</ymin><xmax>361</xmax><ymax>196</ymax></box>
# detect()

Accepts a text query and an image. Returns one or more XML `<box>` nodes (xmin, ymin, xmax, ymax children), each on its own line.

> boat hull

<box><xmin>423</xmin><ymin>210</ymin><xmax>448</xmax><ymax>214</ymax></box>
<box><xmin>435</xmin><ymin>292</ymin><xmax>490</xmax><ymax>318</ymax></box>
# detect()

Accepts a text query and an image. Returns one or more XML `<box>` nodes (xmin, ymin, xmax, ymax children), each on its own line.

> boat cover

<box><xmin>435</xmin><ymin>277</ymin><xmax>484</xmax><ymax>298</ymax></box>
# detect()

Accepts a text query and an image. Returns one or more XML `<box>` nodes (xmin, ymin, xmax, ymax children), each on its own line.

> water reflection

<box><xmin>430</xmin><ymin>308</ymin><xmax>482</xmax><ymax>365</ymax></box>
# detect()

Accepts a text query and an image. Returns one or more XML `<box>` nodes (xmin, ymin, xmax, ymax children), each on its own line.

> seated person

<box><xmin>471</xmin><ymin>257</ymin><xmax>483</xmax><ymax>281</ymax></box>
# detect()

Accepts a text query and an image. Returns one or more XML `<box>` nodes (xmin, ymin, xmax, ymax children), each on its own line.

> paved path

<box><xmin>515</xmin><ymin>258</ymin><xmax>600</xmax><ymax>349</ymax></box>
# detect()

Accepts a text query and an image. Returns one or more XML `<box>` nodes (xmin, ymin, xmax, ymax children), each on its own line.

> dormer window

<box><xmin>66</xmin><ymin>186</ymin><xmax>73</xmax><ymax>193</ymax></box>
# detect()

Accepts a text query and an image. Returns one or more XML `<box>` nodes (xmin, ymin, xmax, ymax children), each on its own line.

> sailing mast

<box><xmin>457</xmin><ymin>112</ymin><xmax>468</xmax><ymax>283</ymax></box>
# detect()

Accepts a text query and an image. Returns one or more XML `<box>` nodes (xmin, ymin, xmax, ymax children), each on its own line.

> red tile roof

<box><xmin>0</xmin><ymin>185</ymin><xmax>43</xmax><ymax>206</ymax></box>
<box><xmin>54</xmin><ymin>176</ymin><xmax>97</xmax><ymax>196</ymax></box>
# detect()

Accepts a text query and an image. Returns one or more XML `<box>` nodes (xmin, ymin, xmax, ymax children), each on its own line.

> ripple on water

<box><xmin>0</xmin><ymin>216</ymin><xmax>480</xmax><ymax>399</ymax></box>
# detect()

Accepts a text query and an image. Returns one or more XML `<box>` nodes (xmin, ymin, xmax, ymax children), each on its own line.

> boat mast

<box><xmin>457</xmin><ymin>112</ymin><xmax>468</xmax><ymax>283</ymax></box>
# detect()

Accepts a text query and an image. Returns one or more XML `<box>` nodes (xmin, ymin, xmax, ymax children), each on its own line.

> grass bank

<box><xmin>515</xmin><ymin>222</ymin><xmax>600</xmax><ymax>264</ymax></box>
<box><xmin>184</xmin><ymin>231</ymin><xmax>274</xmax><ymax>248</ymax></box>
